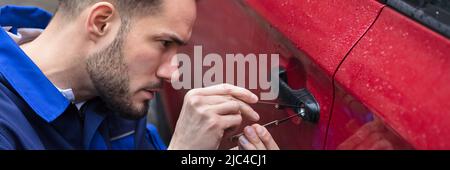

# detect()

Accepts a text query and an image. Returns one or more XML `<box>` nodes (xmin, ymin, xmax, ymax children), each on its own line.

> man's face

<box><xmin>86</xmin><ymin>0</ymin><xmax>197</xmax><ymax>119</ymax></box>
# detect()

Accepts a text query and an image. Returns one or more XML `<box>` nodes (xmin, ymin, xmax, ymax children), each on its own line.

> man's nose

<box><xmin>156</xmin><ymin>56</ymin><xmax>179</xmax><ymax>83</ymax></box>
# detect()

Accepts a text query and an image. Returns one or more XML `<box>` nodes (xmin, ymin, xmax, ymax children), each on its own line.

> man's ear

<box><xmin>86</xmin><ymin>2</ymin><xmax>117</xmax><ymax>41</ymax></box>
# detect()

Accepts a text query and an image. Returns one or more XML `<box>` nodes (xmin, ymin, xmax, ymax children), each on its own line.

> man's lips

<box><xmin>142</xmin><ymin>90</ymin><xmax>156</xmax><ymax>100</ymax></box>
<box><xmin>144</xmin><ymin>82</ymin><xmax>163</xmax><ymax>93</ymax></box>
<box><xmin>141</xmin><ymin>82</ymin><xmax>162</xmax><ymax>100</ymax></box>
<box><xmin>144</xmin><ymin>88</ymin><xmax>161</xmax><ymax>93</ymax></box>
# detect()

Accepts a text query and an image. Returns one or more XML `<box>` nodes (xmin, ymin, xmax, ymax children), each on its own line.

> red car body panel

<box><xmin>161</xmin><ymin>0</ymin><xmax>450</xmax><ymax>149</ymax></box>
<box><xmin>328</xmin><ymin>7</ymin><xmax>450</xmax><ymax>150</ymax></box>
<box><xmin>245</xmin><ymin>0</ymin><xmax>384</xmax><ymax>77</ymax></box>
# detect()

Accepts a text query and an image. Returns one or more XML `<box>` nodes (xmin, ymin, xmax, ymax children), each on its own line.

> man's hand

<box><xmin>168</xmin><ymin>84</ymin><xmax>260</xmax><ymax>150</ymax></box>
<box><xmin>237</xmin><ymin>124</ymin><xmax>280</xmax><ymax>150</ymax></box>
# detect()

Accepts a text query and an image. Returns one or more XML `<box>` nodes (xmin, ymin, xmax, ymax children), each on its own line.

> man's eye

<box><xmin>161</xmin><ymin>40</ymin><xmax>172</xmax><ymax>48</ymax></box>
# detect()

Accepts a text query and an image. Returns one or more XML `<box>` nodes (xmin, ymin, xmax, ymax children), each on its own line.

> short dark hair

<box><xmin>58</xmin><ymin>0</ymin><xmax>162</xmax><ymax>19</ymax></box>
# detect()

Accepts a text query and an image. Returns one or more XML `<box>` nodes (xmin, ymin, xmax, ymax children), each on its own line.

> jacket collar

<box><xmin>0</xmin><ymin>5</ymin><xmax>70</xmax><ymax>122</ymax></box>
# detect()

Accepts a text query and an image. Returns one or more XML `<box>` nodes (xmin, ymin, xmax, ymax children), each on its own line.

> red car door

<box><xmin>161</xmin><ymin>0</ymin><xmax>384</xmax><ymax>149</ymax></box>
<box><xmin>327</xmin><ymin>0</ymin><xmax>450</xmax><ymax>150</ymax></box>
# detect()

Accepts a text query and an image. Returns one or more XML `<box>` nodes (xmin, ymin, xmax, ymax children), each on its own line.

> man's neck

<box><xmin>19</xmin><ymin>20</ymin><xmax>97</xmax><ymax>103</ymax></box>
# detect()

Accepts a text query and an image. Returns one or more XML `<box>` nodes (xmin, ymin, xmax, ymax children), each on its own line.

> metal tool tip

<box><xmin>275</xmin><ymin>104</ymin><xmax>280</xmax><ymax>109</ymax></box>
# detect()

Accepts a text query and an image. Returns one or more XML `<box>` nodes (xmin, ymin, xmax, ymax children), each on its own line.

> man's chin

<box><xmin>117</xmin><ymin>103</ymin><xmax>149</xmax><ymax>120</ymax></box>
<box><xmin>118</xmin><ymin>110</ymin><xmax>148</xmax><ymax>120</ymax></box>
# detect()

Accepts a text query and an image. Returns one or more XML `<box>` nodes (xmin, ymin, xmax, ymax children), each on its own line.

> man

<box><xmin>0</xmin><ymin>0</ymin><xmax>279</xmax><ymax>150</ymax></box>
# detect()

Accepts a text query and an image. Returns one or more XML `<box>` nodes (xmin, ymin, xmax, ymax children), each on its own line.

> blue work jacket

<box><xmin>0</xmin><ymin>5</ymin><xmax>166</xmax><ymax>150</ymax></box>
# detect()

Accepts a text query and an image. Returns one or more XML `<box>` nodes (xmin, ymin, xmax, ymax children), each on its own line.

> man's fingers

<box><xmin>236</xmin><ymin>125</ymin><xmax>280</xmax><ymax>150</ymax></box>
<box><xmin>210</xmin><ymin>100</ymin><xmax>260</xmax><ymax>121</ymax></box>
<box><xmin>252</xmin><ymin>124</ymin><xmax>280</xmax><ymax>150</ymax></box>
<box><xmin>197</xmin><ymin>95</ymin><xmax>244</xmax><ymax>105</ymax></box>
<box><xmin>243</xmin><ymin>126</ymin><xmax>266</xmax><ymax>150</ymax></box>
<box><xmin>219</xmin><ymin>114</ymin><xmax>243</xmax><ymax>130</ymax></box>
<box><xmin>193</xmin><ymin>95</ymin><xmax>233</xmax><ymax>105</ymax></box>
<box><xmin>191</xmin><ymin>84</ymin><xmax>259</xmax><ymax>104</ymax></box>
<box><xmin>238</xmin><ymin>136</ymin><xmax>257</xmax><ymax>150</ymax></box>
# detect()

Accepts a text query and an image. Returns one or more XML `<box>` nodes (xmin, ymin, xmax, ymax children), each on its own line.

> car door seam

<box><xmin>323</xmin><ymin>5</ymin><xmax>387</xmax><ymax>149</ymax></box>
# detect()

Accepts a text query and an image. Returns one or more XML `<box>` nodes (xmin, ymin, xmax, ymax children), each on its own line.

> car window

<box><xmin>384</xmin><ymin>0</ymin><xmax>450</xmax><ymax>38</ymax></box>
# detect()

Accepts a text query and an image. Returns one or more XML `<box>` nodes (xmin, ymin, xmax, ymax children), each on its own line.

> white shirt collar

<box><xmin>57</xmin><ymin>88</ymin><xmax>75</xmax><ymax>102</ymax></box>
<box><xmin>56</xmin><ymin>87</ymin><xmax>85</xmax><ymax>110</ymax></box>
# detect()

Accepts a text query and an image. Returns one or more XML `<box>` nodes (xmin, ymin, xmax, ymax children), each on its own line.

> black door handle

<box><xmin>277</xmin><ymin>68</ymin><xmax>320</xmax><ymax>123</ymax></box>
